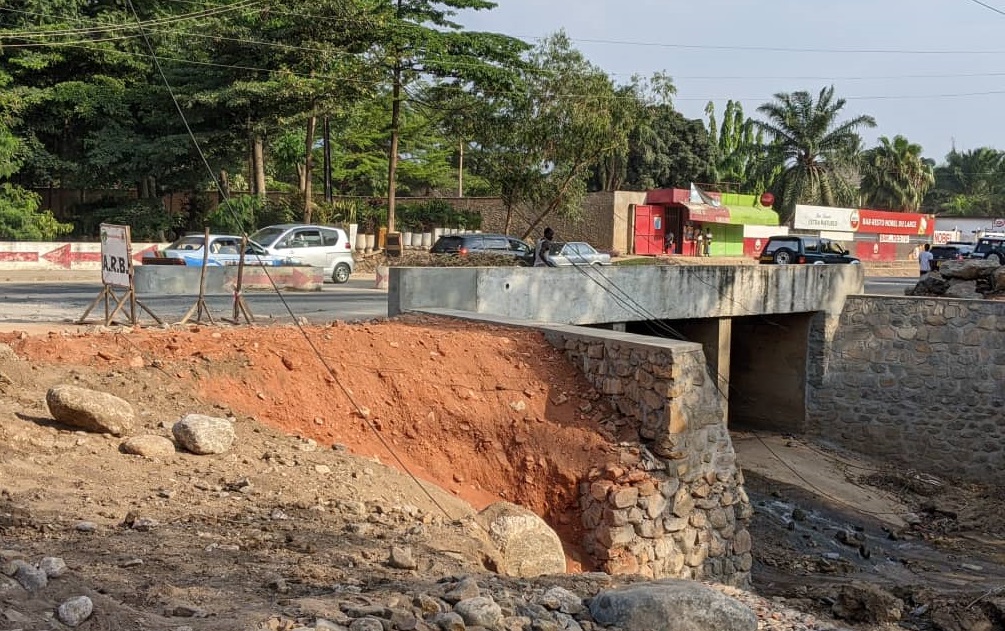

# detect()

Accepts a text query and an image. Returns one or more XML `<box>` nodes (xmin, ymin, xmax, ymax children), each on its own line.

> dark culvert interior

<box><xmin>624</xmin><ymin>312</ymin><xmax>817</xmax><ymax>432</ymax></box>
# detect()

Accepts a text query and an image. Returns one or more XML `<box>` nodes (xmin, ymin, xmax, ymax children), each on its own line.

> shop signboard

<box><xmin>856</xmin><ymin>209</ymin><xmax>934</xmax><ymax>236</ymax></box>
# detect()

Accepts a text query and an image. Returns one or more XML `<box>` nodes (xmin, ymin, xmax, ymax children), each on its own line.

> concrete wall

<box><xmin>134</xmin><ymin>265</ymin><xmax>323</xmax><ymax>295</ymax></box>
<box><xmin>389</xmin><ymin>264</ymin><xmax>865</xmax><ymax>325</ymax></box>
<box><xmin>809</xmin><ymin>297</ymin><xmax>1005</xmax><ymax>482</ymax></box>
<box><xmin>0</xmin><ymin>241</ymin><xmax>164</xmax><ymax>270</ymax></box>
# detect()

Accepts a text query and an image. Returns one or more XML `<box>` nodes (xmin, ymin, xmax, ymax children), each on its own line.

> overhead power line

<box><xmin>965</xmin><ymin>0</ymin><xmax>1005</xmax><ymax>17</ymax></box>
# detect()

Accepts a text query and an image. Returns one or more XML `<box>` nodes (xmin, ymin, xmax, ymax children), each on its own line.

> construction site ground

<box><xmin>1</xmin><ymin>317</ymin><xmax>1003</xmax><ymax>630</ymax></box>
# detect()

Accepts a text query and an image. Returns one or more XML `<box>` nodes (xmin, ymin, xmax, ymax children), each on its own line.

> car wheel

<box><xmin>773</xmin><ymin>248</ymin><xmax>794</xmax><ymax>264</ymax></box>
<box><xmin>332</xmin><ymin>263</ymin><xmax>351</xmax><ymax>284</ymax></box>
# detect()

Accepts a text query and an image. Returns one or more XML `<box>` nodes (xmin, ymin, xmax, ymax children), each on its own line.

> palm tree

<box><xmin>754</xmin><ymin>86</ymin><xmax>875</xmax><ymax>222</ymax></box>
<box><xmin>927</xmin><ymin>147</ymin><xmax>1005</xmax><ymax>215</ymax></box>
<box><xmin>859</xmin><ymin>135</ymin><xmax>935</xmax><ymax>212</ymax></box>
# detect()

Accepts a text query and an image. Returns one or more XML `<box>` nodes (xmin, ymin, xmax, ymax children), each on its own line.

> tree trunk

<box><xmin>387</xmin><ymin>62</ymin><xmax>402</xmax><ymax>232</ymax></box>
<box><xmin>458</xmin><ymin>140</ymin><xmax>464</xmax><ymax>198</ymax></box>
<box><xmin>303</xmin><ymin>115</ymin><xmax>316</xmax><ymax>223</ymax></box>
<box><xmin>252</xmin><ymin>133</ymin><xmax>266</xmax><ymax>198</ymax></box>
<box><xmin>219</xmin><ymin>169</ymin><xmax>230</xmax><ymax>205</ymax></box>
<box><xmin>503</xmin><ymin>203</ymin><xmax>513</xmax><ymax>234</ymax></box>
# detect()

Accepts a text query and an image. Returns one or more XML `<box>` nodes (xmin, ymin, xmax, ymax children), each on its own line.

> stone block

<box><xmin>609</xmin><ymin>486</ymin><xmax>639</xmax><ymax>509</ymax></box>
<box><xmin>597</xmin><ymin>524</ymin><xmax>636</xmax><ymax>548</ymax></box>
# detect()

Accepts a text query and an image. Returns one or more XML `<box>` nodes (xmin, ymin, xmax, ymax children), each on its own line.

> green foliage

<box><xmin>754</xmin><ymin>86</ymin><xmax>875</xmax><ymax>222</ymax></box>
<box><xmin>925</xmin><ymin>147</ymin><xmax>1005</xmax><ymax>215</ymax></box>
<box><xmin>705</xmin><ymin>100</ymin><xmax>780</xmax><ymax>195</ymax></box>
<box><xmin>859</xmin><ymin>136</ymin><xmax>934</xmax><ymax>212</ymax></box>
<box><xmin>205</xmin><ymin>195</ymin><xmax>263</xmax><ymax>234</ymax></box>
<box><xmin>0</xmin><ymin>184</ymin><xmax>73</xmax><ymax>240</ymax></box>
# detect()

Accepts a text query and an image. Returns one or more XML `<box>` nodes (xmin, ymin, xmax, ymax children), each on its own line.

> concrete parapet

<box><xmin>134</xmin><ymin>265</ymin><xmax>323</xmax><ymax>295</ymax></box>
<box><xmin>389</xmin><ymin>264</ymin><xmax>864</xmax><ymax>324</ymax></box>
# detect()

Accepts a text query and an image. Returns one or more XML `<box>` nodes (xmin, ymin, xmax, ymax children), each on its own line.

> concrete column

<box><xmin>714</xmin><ymin>318</ymin><xmax>732</xmax><ymax>423</ymax></box>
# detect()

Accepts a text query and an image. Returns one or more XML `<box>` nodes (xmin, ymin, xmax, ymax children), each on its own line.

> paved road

<box><xmin>0</xmin><ymin>278</ymin><xmax>389</xmax><ymax>326</ymax></box>
<box><xmin>862</xmin><ymin>276</ymin><xmax>917</xmax><ymax>296</ymax></box>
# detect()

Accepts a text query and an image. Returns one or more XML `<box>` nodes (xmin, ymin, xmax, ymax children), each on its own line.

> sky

<box><xmin>460</xmin><ymin>0</ymin><xmax>1005</xmax><ymax>162</ymax></box>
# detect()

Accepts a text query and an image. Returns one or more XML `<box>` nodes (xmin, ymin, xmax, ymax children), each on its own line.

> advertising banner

<box><xmin>793</xmin><ymin>205</ymin><xmax>854</xmax><ymax>232</ymax></box>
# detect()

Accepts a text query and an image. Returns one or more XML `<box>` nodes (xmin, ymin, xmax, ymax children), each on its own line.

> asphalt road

<box><xmin>0</xmin><ymin>278</ymin><xmax>390</xmax><ymax>326</ymax></box>
<box><xmin>863</xmin><ymin>276</ymin><xmax>917</xmax><ymax>296</ymax></box>
<box><xmin>0</xmin><ymin>273</ymin><xmax>918</xmax><ymax>328</ymax></box>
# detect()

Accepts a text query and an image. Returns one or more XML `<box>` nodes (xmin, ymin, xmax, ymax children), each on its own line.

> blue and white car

<box><xmin>159</xmin><ymin>234</ymin><xmax>291</xmax><ymax>267</ymax></box>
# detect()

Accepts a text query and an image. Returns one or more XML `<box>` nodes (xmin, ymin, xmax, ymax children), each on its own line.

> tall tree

<box><xmin>369</xmin><ymin>0</ymin><xmax>528</xmax><ymax>231</ymax></box>
<box><xmin>754</xmin><ymin>86</ymin><xmax>875</xmax><ymax>221</ymax></box>
<box><xmin>859</xmin><ymin>135</ymin><xmax>934</xmax><ymax>212</ymax></box>
<box><xmin>475</xmin><ymin>33</ymin><xmax>629</xmax><ymax>237</ymax></box>
<box><xmin>705</xmin><ymin>100</ymin><xmax>779</xmax><ymax>194</ymax></box>
<box><xmin>927</xmin><ymin>147</ymin><xmax>1005</xmax><ymax>215</ymax></box>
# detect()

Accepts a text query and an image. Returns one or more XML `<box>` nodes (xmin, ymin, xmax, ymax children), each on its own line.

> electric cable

<box><xmin>122</xmin><ymin>0</ymin><xmax>466</xmax><ymax>523</ymax></box>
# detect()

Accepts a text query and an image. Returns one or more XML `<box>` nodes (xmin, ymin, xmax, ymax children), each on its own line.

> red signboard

<box><xmin>855</xmin><ymin>209</ymin><xmax>934</xmax><ymax>236</ymax></box>
<box><xmin>685</xmin><ymin>203</ymin><xmax>731</xmax><ymax>224</ymax></box>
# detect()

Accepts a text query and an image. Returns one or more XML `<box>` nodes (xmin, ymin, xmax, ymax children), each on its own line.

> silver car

<box><xmin>159</xmin><ymin>234</ymin><xmax>288</xmax><ymax>267</ymax></box>
<box><xmin>548</xmin><ymin>242</ymin><xmax>612</xmax><ymax>267</ymax></box>
<box><xmin>250</xmin><ymin>224</ymin><xmax>355</xmax><ymax>283</ymax></box>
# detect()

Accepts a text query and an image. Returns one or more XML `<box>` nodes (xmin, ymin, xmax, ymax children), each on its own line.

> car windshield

<box><xmin>167</xmin><ymin>235</ymin><xmax>205</xmax><ymax>251</ymax></box>
<box><xmin>430</xmin><ymin>236</ymin><xmax>466</xmax><ymax>253</ymax></box>
<box><xmin>822</xmin><ymin>240</ymin><xmax>846</xmax><ymax>254</ymax></box>
<box><xmin>250</xmin><ymin>227</ymin><xmax>287</xmax><ymax>248</ymax></box>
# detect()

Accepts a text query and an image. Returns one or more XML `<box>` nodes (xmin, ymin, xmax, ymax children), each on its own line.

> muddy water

<box><xmin>746</xmin><ymin>471</ymin><xmax>1005</xmax><ymax>628</ymax></box>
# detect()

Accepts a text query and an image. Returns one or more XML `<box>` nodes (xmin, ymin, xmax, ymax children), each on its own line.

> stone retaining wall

<box><xmin>809</xmin><ymin>297</ymin><xmax>1005</xmax><ymax>481</ymax></box>
<box><xmin>544</xmin><ymin>330</ymin><xmax>752</xmax><ymax>587</ymax></box>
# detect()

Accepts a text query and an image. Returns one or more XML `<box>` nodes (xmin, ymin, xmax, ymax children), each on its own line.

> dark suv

<box><xmin>758</xmin><ymin>235</ymin><xmax>860</xmax><ymax>265</ymax></box>
<box><xmin>429</xmin><ymin>233</ymin><xmax>535</xmax><ymax>265</ymax></box>
<box><xmin>971</xmin><ymin>236</ymin><xmax>1005</xmax><ymax>264</ymax></box>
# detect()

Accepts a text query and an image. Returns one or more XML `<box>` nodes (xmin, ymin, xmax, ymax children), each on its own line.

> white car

<box><xmin>158</xmin><ymin>234</ymin><xmax>289</xmax><ymax>267</ymax></box>
<box><xmin>548</xmin><ymin>242</ymin><xmax>612</xmax><ymax>267</ymax></box>
<box><xmin>250</xmin><ymin>224</ymin><xmax>355</xmax><ymax>283</ymax></box>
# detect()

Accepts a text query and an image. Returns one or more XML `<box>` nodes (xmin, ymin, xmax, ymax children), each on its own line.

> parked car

<box><xmin>757</xmin><ymin>235</ymin><xmax>860</xmax><ymax>265</ymax></box>
<box><xmin>250</xmin><ymin>224</ymin><xmax>354</xmax><ymax>283</ymax></box>
<box><xmin>429</xmin><ymin>233</ymin><xmax>534</xmax><ymax>265</ymax></box>
<box><xmin>929</xmin><ymin>244</ymin><xmax>967</xmax><ymax>269</ymax></box>
<box><xmin>970</xmin><ymin>235</ymin><xmax>1005</xmax><ymax>264</ymax></box>
<box><xmin>547</xmin><ymin>241</ymin><xmax>612</xmax><ymax>267</ymax></box>
<box><xmin>155</xmin><ymin>234</ymin><xmax>289</xmax><ymax>267</ymax></box>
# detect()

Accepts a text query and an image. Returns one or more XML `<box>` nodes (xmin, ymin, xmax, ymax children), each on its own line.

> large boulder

<box><xmin>906</xmin><ymin>273</ymin><xmax>949</xmax><ymax>296</ymax></box>
<box><xmin>589</xmin><ymin>580</ymin><xmax>757</xmax><ymax>631</ymax></box>
<box><xmin>475</xmin><ymin>502</ymin><xmax>566</xmax><ymax>578</ymax></box>
<box><xmin>994</xmin><ymin>266</ymin><xmax>1005</xmax><ymax>291</ymax></box>
<box><xmin>831</xmin><ymin>582</ymin><xmax>903</xmax><ymax>624</ymax></box>
<box><xmin>172</xmin><ymin>414</ymin><xmax>235</xmax><ymax>455</ymax></box>
<box><xmin>937</xmin><ymin>258</ymin><xmax>999</xmax><ymax>281</ymax></box>
<box><xmin>46</xmin><ymin>385</ymin><xmax>134</xmax><ymax>436</ymax></box>
<box><xmin>944</xmin><ymin>279</ymin><xmax>983</xmax><ymax>299</ymax></box>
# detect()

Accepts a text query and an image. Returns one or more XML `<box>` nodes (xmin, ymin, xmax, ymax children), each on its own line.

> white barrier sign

<box><xmin>100</xmin><ymin>224</ymin><xmax>132</xmax><ymax>287</ymax></box>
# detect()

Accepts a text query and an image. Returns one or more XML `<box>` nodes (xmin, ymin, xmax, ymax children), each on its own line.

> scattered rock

<box><xmin>348</xmin><ymin>617</ymin><xmax>383</xmax><ymax>631</ymax></box>
<box><xmin>172</xmin><ymin>414</ymin><xmax>235</xmax><ymax>455</ymax></box>
<box><xmin>938</xmin><ymin>258</ymin><xmax>999</xmax><ymax>280</ymax></box>
<box><xmin>944</xmin><ymin>279</ymin><xmax>982</xmax><ymax>299</ymax></box>
<box><xmin>431</xmin><ymin>611</ymin><xmax>465</xmax><ymax>631</ymax></box>
<box><xmin>388</xmin><ymin>546</ymin><xmax>418</xmax><ymax>570</ymax></box>
<box><xmin>537</xmin><ymin>586</ymin><xmax>585</xmax><ymax>615</ymax></box>
<box><xmin>12</xmin><ymin>560</ymin><xmax>47</xmax><ymax>591</ymax></box>
<box><xmin>475</xmin><ymin>502</ymin><xmax>566</xmax><ymax>577</ymax></box>
<box><xmin>121</xmin><ymin>435</ymin><xmax>176</xmax><ymax>459</ymax></box>
<box><xmin>589</xmin><ymin>580</ymin><xmax>758</xmax><ymax>631</ymax></box>
<box><xmin>443</xmin><ymin>577</ymin><xmax>480</xmax><ymax>604</ymax></box>
<box><xmin>74</xmin><ymin>521</ymin><xmax>98</xmax><ymax>533</ymax></box>
<box><xmin>56</xmin><ymin>596</ymin><xmax>94</xmax><ymax>627</ymax></box>
<box><xmin>0</xmin><ymin>343</ymin><xmax>18</xmax><ymax>362</ymax></box>
<box><xmin>46</xmin><ymin>385</ymin><xmax>134</xmax><ymax>436</ymax></box>
<box><xmin>39</xmin><ymin>556</ymin><xmax>67</xmax><ymax>578</ymax></box>
<box><xmin>831</xmin><ymin>582</ymin><xmax>903</xmax><ymax>623</ymax></box>
<box><xmin>454</xmin><ymin>596</ymin><xmax>503</xmax><ymax>628</ymax></box>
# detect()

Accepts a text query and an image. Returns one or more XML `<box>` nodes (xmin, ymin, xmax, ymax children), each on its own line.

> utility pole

<box><xmin>386</xmin><ymin>0</ymin><xmax>403</xmax><ymax>233</ymax></box>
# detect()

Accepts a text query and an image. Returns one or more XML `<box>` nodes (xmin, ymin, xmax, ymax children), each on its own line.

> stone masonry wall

<box><xmin>809</xmin><ymin>297</ymin><xmax>1005</xmax><ymax>482</ymax></box>
<box><xmin>544</xmin><ymin>329</ymin><xmax>753</xmax><ymax>587</ymax></box>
